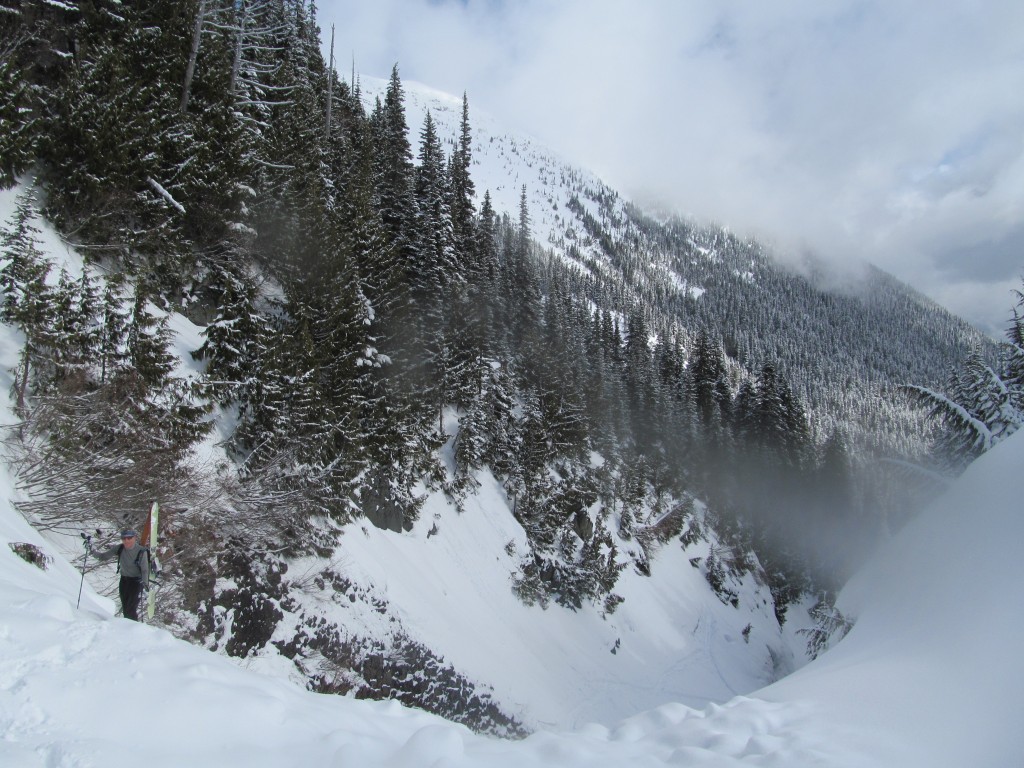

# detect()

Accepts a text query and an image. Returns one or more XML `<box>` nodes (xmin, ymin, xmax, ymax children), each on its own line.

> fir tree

<box><xmin>372</xmin><ymin>65</ymin><xmax>418</xmax><ymax>304</ymax></box>
<box><xmin>192</xmin><ymin>262</ymin><xmax>271</xmax><ymax>406</ymax></box>
<box><xmin>0</xmin><ymin>190</ymin><xmax>53</xmax><ymax>412</ymax></box>
<box><xmin>476</xmin><ymin>190</ymin><xmax>499</xmax><ymax>287</ymax></box>
<box><xmin>413</xmin><ymin>110</ymin><xmax>458</xmax><ymax>302</ymax></box>
<box><xmin>39</xmin><ymin>4</ymin><xmax>199</xmax><ymax>290</ymax></box>
<box><xmin>47</xmin><ymin>268</ymin><xmax>98</xmax><ymax>386</ymax></box>
<box><xmin>125</xmin><ymin>287</ymin><xmax>176</xmax><ymax>388</ymax></box>
<box><xmin>688</xmin><ymin>331</ymin><xmax>731</xmax><ymax>431</ymax></box>
<box><xmin>98</xmin><ymin>273</ymin><xmax>131</xmax><ymax>386</ymax></box>
<box><xmin>906</xmin><ymin>349</ymin><xmax>1021</xmax><ymax>472</ymax></box>
<box><xmin>0</xmin><ymin>32</ymin><xmax>36</xmax><ymax>187</ymax></box>
<box><xmin>449</xmin><ymin>93</ymin><xmax>476</xmax><ymax>261</ymax></box>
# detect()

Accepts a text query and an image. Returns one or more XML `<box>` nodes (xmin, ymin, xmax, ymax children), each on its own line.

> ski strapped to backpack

<box><xmin>145</xmin><ymin>501</ymin><xmax>160</xmax><ymax>619</ymax></box>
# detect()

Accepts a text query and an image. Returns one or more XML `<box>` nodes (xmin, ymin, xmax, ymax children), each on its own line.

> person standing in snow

<box><xmin>95</xmin><ymin>529</ymin><xmax>150</xmax><ymax>621</ymax></box>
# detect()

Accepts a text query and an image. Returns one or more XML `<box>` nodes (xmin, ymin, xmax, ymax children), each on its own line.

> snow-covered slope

<box><xmin>2</xmin><ymin>82</ymin><xmax>1016</xmax><ymax>765</ymax></box>
<box><xmin>4</xmin><ymin>178</ymin><xmax>1021</xmax><ymax>764</ymax></box>
<box><xmin>292</xmin><ymin>431</ymin><xmax>793</xmax><ymax>730</ymax></box>
<box><xmin>364</xmin><ymin>77</ymin><xmax>627</xmax><ymax>271</ymax></box>
<box><xmin>3</xmin><ymin>404</ymin><xmax>1022</xmax><ymax>766</ymax></box>
<box><xmin>364</xmin><ymin>73</ymin><xmax>643</xmax><ymax>290</ymax></box>
<box><xmin>763</xmin><ymin>423</ymin><xmax>1024</xmax><ymax>767</ymax></box>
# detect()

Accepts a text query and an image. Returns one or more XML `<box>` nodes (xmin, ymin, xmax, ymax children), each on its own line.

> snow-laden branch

<box><xmin>146</xmin><ymin>178</ymin><xmax>185</xmax><ymax>215</ymax></box>
<box><xmin>40</xmin><ymin>0</ymin><xmax>79</xmax><ymax>10</ymax></box>
<box><xmin>903</xmin><ymin>384</ymin><xmax>994</xmax><ymax>450</ymax></box>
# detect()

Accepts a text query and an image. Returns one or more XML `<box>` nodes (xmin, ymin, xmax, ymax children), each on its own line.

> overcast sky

<box><xmin>318</xmin><ymin>0</ymin><xmax>1024</xmax><ymax>337</ymax></box>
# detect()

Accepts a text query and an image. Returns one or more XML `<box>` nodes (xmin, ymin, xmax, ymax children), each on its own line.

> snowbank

<box><xmin>763</xmin><ymin>423</ymin><xmax>1024</xmax><ymax>767</ymax></box>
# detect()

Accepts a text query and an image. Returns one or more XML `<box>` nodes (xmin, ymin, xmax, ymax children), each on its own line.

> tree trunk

<box><xmin>325</xmin><ymin>24</ymin><xmax>335</xmax><ymax>135</ymax></box>
<box><xmin>229</xmin><ymin>0</ymin><xmax>246</xmax><ymax>96</ymax></box>
<box><xmin>180</xmin><ymin>0</ymin><xmax>207</xmax><ymax>113</ymax></box>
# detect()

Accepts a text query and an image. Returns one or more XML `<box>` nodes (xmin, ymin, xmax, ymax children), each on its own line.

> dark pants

<box><xmin>119</xmin><ymin>576</ymin><xmax>144</xmax><ymax>621</ymax></box>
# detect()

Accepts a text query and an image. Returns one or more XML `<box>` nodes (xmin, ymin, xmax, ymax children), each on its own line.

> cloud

<box><xmin>320</xmin><ymin>0</ymin><xmax>1024</xmax><ymax>335</ymax></box>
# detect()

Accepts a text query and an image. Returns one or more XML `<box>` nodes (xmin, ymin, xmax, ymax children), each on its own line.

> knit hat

<box><xmin>120</xmin><ymin>529</ymin><xmax>138</xmax><ymax>539</ymax></box>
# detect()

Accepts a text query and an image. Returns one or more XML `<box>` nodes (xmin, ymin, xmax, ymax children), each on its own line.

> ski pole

<box><xmin>76</xmin><ymin>533</ymin><xmax>92</xmax><ymax>609</ymax></box>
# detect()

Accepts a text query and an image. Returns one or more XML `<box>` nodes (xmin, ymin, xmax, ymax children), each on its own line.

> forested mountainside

<box><xmin>0</xmin><ymin>0</ymin><xmax>997</xmax><ymax>733</ymax></box>
<box><xmin>384</xmin><ymin>79</ymin><xmax>993</xmax><ymax>455</ymax></box>
<box><xmin>385</xmin><ymin>76</ymin><xmax>995</xmax><ymax>535</ymax></box>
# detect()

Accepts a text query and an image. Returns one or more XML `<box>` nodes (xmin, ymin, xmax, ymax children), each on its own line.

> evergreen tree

<box><xmin>907</xmin><ymin>349</ymin><xmax>1021</xmax><ymax>471</ymax></box>
<box><xmin>0</xmin><ymin>190</ymin><xmax>53</xmax><ymax>411</ymax></box>
<box><xmin>372</xmin><ymin>65</ymin><xmax>418</xmax><ymax>312</ymax></box>
<box><xmin>732</xmin><ymin>379</ymin><xmax>758</xmax><ymax>443</ymax></box>
<box><xmin>517</xmin><ymin>184</ymin><xmax>531</xmax><ymax>261</ymax></box>
<box><xmin>504</xmin><ymin>191</ymin><xmax>542</xmax><ymax>355</ymax></box>
<box><xmin>125</xmin><ymin>287</ymin><xmax>176</xmax><ymax>388</ymax></box>
<box><xmin>748</xmin><ymin>362</ymin><xmax>808</xmax><ymax>468</ymax></box>
<box><xmin>192</xmin><ymin>262</ymin><xmax>271</xmax><ymax>406</ymax></box>
<box><xmin>41</xmin><ymin>4</ymin><xmax>194</xmax><ymax>281</ymax></box>
<box><xmin>47</xmin><ymin>267</ymin><xmax>99</xmax><ymax>386</ymax></box>
<box><xmin>0</xmin><ymin>31</ymin><xmax>36</xmax><ymax>187</ymax></box>
<box><xmin>1004</xmin><ymin>292</ymin><xmax>1024</xmax><ymax>405</ymax></box>
<box><xmin>476</xmin><ymin>190</ymin><xmax>499</xmax><ymax>288</ymax></box>
<box><xmin>470</xmin><ymin>189</ymin><xmax>501</xmax><ymax>354</ymax></box>
<box><xmin>250</xmin><ymin>0</ymin><xmax>334</xmax><ymax>287</ymax></box>
<box><xmin>0</xmin><ymin>190</ymin><xmax>49</xmax><ymax>325</ymax></box>
<box><xmin>623</xmin><ymin>306</ymin><xmax>650</xmax><ymax>372</ymax></box>
<box><xmin>98</xmin><ymin>273</ymin><xmax>131</xmax><ymax>386</ymax></box>
<box><xmin>449</xmin><ymin>93</ymin><xmax>476</xmax><ymax>261</ymax></box>
<box><xmin>688</xmin><ymin>331</ymin><xmax>731</xmax><ymax>431</ymax></box>
<box><xmin>413</xmin><ymin>110</ymin><xmax>457</xmax><ymax>302</ymax></box>
<box><xmin>71</xmin><ymin>267</ymin><xmax>102</xmax><ymax>374</ymax></box>
<box><xmin>777</xmin><ymin>376</ymin><xmax>811</xmax><ymax>469</ymax></box>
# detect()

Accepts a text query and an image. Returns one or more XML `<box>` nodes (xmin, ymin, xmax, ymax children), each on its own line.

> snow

<box><xmin>146</xmin><ymin>177</ymin><xmax>186</xmax><ymax>215</ymax></box>
<box><xmin>283</xmin><ymin>408</ymin><xmax>793</xmax><ymax>731</ymax></box>
<box><xmin>375</xmin><ymin>76</ymin><xmax>716</xmax><ymax>315</ymax></box>
<box><xmin>1</xmin><ymin>186</ymin><xmax>1022</xmax><ymax>763</ymax></box>
<box><xmin>381</xmin><ymin>76</ymin><xmax>588</xmax><ymax>243</ymax></box>
<box><xmin>762</xmin><ymin>424</ymin><xmax>1024</xmax><ymax>767</ymax></box>
<box><xmin>3</xmin><ymin>419</ymin><xmax>1024</xmax><ymax>765</ymax></box>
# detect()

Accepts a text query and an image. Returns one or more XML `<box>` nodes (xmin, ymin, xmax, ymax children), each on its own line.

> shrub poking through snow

<box><xmin>9</xmin><ymin>542</ymin><xmax>50</xmax><ymax>570</ymax></box>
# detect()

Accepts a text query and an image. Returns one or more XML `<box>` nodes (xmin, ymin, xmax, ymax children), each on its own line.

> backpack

<box><xmin>115</xmin><ymin>543</ymin><xmax>151</xmax><ymax>576</ymax></box>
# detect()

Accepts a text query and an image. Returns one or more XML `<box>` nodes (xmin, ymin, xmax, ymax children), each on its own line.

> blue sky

<box><xmin>318</xmin><ymin>0</ymin><xmax>1024</xmax><ymax>336</ymax></box>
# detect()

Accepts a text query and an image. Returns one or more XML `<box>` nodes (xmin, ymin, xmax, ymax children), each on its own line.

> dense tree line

<box><xmin>556</xmin><ymin>186</ymin><xmax>993</xmax><ymax>459</ymax></box>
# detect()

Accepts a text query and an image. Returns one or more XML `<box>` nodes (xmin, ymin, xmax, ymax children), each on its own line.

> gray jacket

<box><xmin>98</xmin><ymin>542</ymin><xmax>150</xmax><ymax>583</ymax></box>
